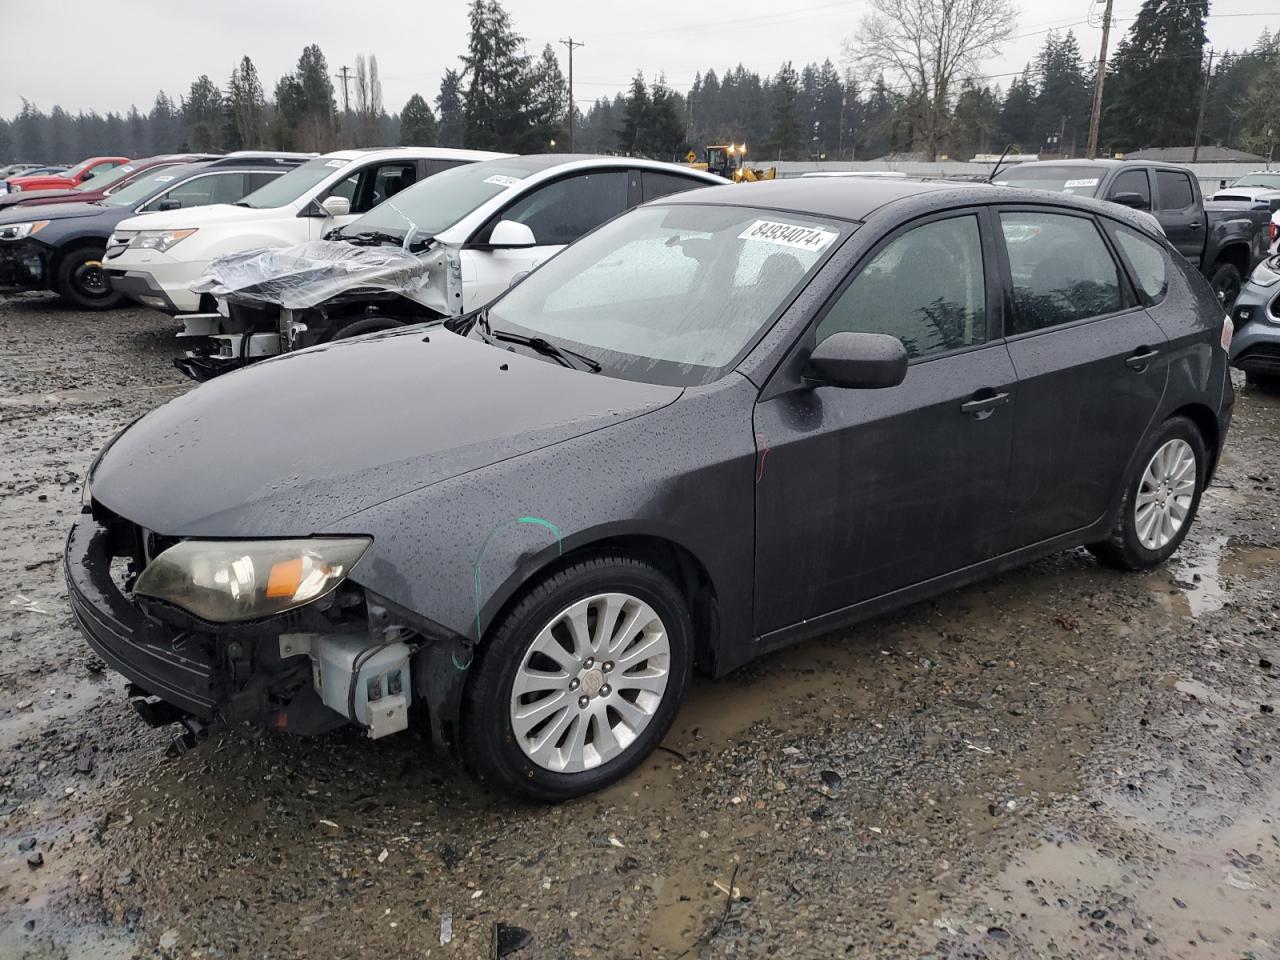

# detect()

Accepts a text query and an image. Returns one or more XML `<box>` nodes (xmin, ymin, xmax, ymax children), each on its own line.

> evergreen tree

<box><xmin>527</xmin><ymin>44</ymin><xmax>567</xmax><ymax>148</ymax></box>
<box><xmin>435</xmin><ymin>68</ymin><xmax>466</xmax><ymax>147</ymax></box>
<box><xmin>47</xmin><ymin>106</ymin><xmax>71</xmax><ymax>162</ymax></box>
<box><xmin>648</xmin><ymin>75</ymin><xmax>686</xmax><ymax>159</ymax></box>
<box><xmin>767</xmin><ymin>61</ymin><xmax>802</xmax><ymax>160</ymax></box>
<box><xmin>1104</xmin><ymin>0</ymin><xmax>1209</xmax><ymax>150</ymax></box>
<box><xmin>183</xmin><ymin>75</ymin><xmax>224</xmax><ymax>151</ymax></box>
<box><xmin>1034</xmin><ymin>31</ymin><xmax>1090</xmax><ymax>155</ymax></box>
<box><xmin>953</xmin><ymin>82</ymin><xmax>1001</xmax><ymax>158</ymax></box>
<box><xmin>293</xmin><ymin>44</ymin><xmax>338</xmax><ymax>150</ymax></box>
<box><xmin>999</xmin><ymin>67</ymin><xmax>1039</xmax><ymax>150</ymax></box>
<box><xmin>148</xmin><ymin>92</ymin><xmax>181</xmax><ymax>153</ymax></box>
<box><xmin>1235</xmin><ymin>50</ymin><xmax>1280</xmax><ymax>158</ymax></box>
<box><xmin>0</xmin><ymin>119</ymin><xmax>12</xmax><ymax>163</ymax></box>
<box><xmin>126</xmin><ymin>106</ymin><xmax>146</xmax><ymax>156</ymax></box>
<box><xmin>399</xmin><ymin>94</ymin><xmax>438</xmax><ymax>145</ymax></box>
<box><xmin>618</xmin><ymin>72</ymin><xmax>650</xmax><ymax>154</ymax></box>
<box><xmin>226</xmin><ymin>57</ymin><xmax>267</xmax><ymax>150</ymax></box>
<box><xmin>812</xmin><ymin>59</ymin><xmax>844</xmax><ymax>159</ymax></box>
<box><xmin>460</xmin><ymin>0</ymin><xmax>534</xmax><ymax>151</ymax></box>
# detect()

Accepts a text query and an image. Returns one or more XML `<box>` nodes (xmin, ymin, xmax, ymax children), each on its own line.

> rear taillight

<box><xmin>1221</xmin><ymin>315</ymin><xmax>1234</xmax><ymax>351</ymax></box>
<box><xmin>1271</xmin><ymin>221</ymin><xmax>1278</xmax><ymax>244</ymax></box>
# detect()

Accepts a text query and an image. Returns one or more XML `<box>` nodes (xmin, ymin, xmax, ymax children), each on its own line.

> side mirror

<box><xmin>157</xmin><ymin>199</ymin><xmax>182</xmax><ymax>211</ymax></box>
<box><xmin>81</xmin><ymin>170</ymin><xmax>95</xmax><ymax>182</ymax></box>
<box><xmin>320</xmin><ymin>195</ymin><xmax>352</xmax><ymax>218</ymax></box>
<box><xmin>488</xmin><ymin>219</ymin><xmax>536</xmax><ymax>248</ymax></box>
<box><xmin>804</xmin><ymin>332</ymin><xmax>908</xmax><ymax>389</ymax></box>
<box><xmin>1108</xmin><ymin>191</ymin><xmax>1150</xmax><ymax>211</ymax></box>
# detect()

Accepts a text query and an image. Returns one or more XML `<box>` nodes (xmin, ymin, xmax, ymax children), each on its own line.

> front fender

<box><xmin>341</xmin><ymin>375</ymin><xmax>760</xmax><ymax>671</ymax></box>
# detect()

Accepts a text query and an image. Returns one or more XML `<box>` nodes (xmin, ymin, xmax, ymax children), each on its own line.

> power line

<box><xmin>335</xmin><ymin>66</ymin><xmax>353</xmax><ymax>114</ymax></box>
<box><xmin>559</xmin><ymin>37</ymin><xmax>585</xmax><ymax>151</ymax></box>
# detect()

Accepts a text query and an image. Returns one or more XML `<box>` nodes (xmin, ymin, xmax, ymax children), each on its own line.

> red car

<box><xmin>0</xmin><ymin>154</ymin><xmax>217</xmax><ymax>211</ymax></box>
<box><xmin>8</xmin><ymin>156</ymin><xmax>130</xmax><ymax>193</ymax></box>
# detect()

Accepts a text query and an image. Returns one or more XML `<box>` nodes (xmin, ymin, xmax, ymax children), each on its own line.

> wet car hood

<box><xmin>89</xmin><ymin>327</ymin><xmax>681</xmax><ymax>536</ymax></box>
<box><xmin>0</xmin><ymin>200</ymin><xmax>112</xmax><ymax>225</ymax></box>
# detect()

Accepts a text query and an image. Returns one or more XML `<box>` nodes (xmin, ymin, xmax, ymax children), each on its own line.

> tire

<box><xmin>1244</xmin><ymin>370</ymin><xmax>1280</xmax><ymax>392</ymax></box>
<box><xmin>461</xmin><ymin>554</ymin><xmax>693</xmax><ymax>802</ymax></box>
<box><xmin>1087</xmin><ymin>416</ymin><xmax>1207</xmax><ymax>571</ymax></box>
<box><xmin>1207</xmin><ymin>262</ymin><xmax>1243</xmax><ymax>310</ymax></box>
<box><xmin>328</xmin><ymin>316</ymin><xmax>406</xmax><ymax>341</ymax></box>
<box><xmin>55</xmin><ymin>245</ymin><xmax>122</xmax><ymax>310</ymax></box>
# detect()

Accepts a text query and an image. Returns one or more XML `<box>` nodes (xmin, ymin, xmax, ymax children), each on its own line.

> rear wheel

<box><xmin>1207</xmin><ymin>262</ymin><xmax>1243</xmax><ymax>310</ymax></box>
<box><xmin>56</xmin><ymin>245</ymin><xmax>122</xmax><ymax>310</ymax></box>
<box><xmin>461</xmin><ymin>555</ymin><xmax>693</xmax><ymax>802</ymax></box>
<box><xmin>1088</xmin><ymin>416</ymin><xmax>1207</xmax><ymax>570</ymax></box>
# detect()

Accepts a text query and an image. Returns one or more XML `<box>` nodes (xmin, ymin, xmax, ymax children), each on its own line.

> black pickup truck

<box><xmin>997</xmin><ymin>159</ymin><xmax>1270</xmax><ymax>307</ymax></box>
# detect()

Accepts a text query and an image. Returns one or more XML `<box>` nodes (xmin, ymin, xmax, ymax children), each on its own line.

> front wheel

<box><xmin>1207</xmin><ymin>262</ymin><xmax>1243</xmax><ymax>310</ymax></box>
<box><xmin>56</xmin><ymin>246</ymin><xmax>122</xmax><ymax>310</ymax></box>
<box><xmin>1088</xmin><ymin>416</ymin><xmax>1207</xmax><ymax>570</ymax></box>
<box><xmin>461</xmin><ymin>555</ymin><xmax>693</xmax><ymax>802</ymax></box>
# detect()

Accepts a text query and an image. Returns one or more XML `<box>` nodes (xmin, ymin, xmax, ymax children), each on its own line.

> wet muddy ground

<box><xmin>1</xmin><ymin>292</ymin><xmax>1278</xmax><ymax>960</ymax></box>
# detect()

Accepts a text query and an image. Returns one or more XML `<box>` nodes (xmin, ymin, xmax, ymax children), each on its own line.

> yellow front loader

<box><xmin>685</xmin><ymin>144</ymin><xmax>776</xmax><ymax>182</ymax></box>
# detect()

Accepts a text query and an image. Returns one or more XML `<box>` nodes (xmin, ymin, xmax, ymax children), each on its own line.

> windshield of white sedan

<box><xmin>339</xmin><ymin>159</ymin><xmax>547</xmax><ymax>242</ymax></box>
<box><xmin>995</xmin><ymin>165</ymin><xmax>1104</xmax><ymax>195</ymax></box>
<box><xmin>485</xmin><ymin>204</ymin><xmax>844</xmax><ymax>380</ymax></box>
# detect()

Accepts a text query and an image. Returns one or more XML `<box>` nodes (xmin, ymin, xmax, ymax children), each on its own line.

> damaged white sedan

<box><xmin>176</xmin><ymin>155</ymin><xmax>722</xmax><ymax>380</ymax></box>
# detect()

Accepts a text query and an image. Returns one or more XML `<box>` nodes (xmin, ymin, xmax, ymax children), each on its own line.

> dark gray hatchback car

<box><xmin>67</xmin><ymin>179</ymin><xmax>1233</xmax><ymax>800</ymax></box>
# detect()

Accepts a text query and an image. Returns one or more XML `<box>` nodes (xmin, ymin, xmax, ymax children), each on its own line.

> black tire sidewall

<box><xmin>462</xmin><ymin>556</ymin><xmax>693</xmax><ymax>802</ymax></box>
<box><xmin>1114</xmin><ymin>417</ymin><xmax>1208</xmax><ymax>569</ymax></box>
<box><xmin>57</xmin><ymin>246</ymin><xmax>121</xmax><ymax>310</ymax></box>
<box><xmin>1209</xmin><ymin>263</ymin><xmax>1242</xmax><ymax>309</ymax></box>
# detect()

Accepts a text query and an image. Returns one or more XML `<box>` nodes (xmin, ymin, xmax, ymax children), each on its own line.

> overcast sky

<box><xmin>1</xmin><ymin>0</ymin><xmax>1275</xmax><ymax>119</ymax></box>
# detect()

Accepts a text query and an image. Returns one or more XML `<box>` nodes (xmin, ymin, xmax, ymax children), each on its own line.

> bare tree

<box><xmin>844</xmin><ymin>0</ymin><xmax>1017</xmax><ymax>160</ymax></box>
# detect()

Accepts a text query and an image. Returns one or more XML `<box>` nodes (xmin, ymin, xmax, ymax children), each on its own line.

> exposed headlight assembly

<box><xmin>1251</xmin><ymin>256</ymin><xmax>1280</xmax><ymax>288</ymax></box>
<box><xmin>132</xmin><ymin>228</ymin><xmax>197</xmax><ymax>252</ymax></box>
<box><xmin>134</xmin><ymin>538</ymin><xmax>371</xmax><ymax>622</ymax></box>
<box><xmin>0</xmin><ymin>220</ymin><xmax>49</xmax><ymax>241</ymax></box>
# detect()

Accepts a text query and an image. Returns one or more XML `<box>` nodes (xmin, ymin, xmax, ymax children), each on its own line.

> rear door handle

<box><xmin>1125</xmin><ymin>347</ymin><xmax>1160</xmax><ymax>371</ymax></box>
<box><xmin>959</xmin><ymin>391</ymin><xmax>1010</xmax><ymax>419</ymax></box>
<box><xmin>1187</xmin><ymin>220</ymin><xmax>1203</xmax><ymax>229</ymax></box>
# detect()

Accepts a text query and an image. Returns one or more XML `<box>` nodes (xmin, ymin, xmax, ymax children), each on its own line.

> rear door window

<box><xmin>999</xmin><ymin>211</ymin><xmax>1125</xmax><ymax>333</ymax></box>
<box><xmin>1155</xmin><ymin>170</ymin><xmax>1195</xmax><ymax>211</ymax></box>
<box><xmin>642</xmin><ymin>171</ymin><xmax>705</xmax><ymax>203</ymax></box>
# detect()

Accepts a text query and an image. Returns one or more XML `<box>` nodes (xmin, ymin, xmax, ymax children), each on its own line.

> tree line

<box><xmin>1</xmin><ymin>0</ymin><xmax>1277</xmax><ymax>165</ymax></box>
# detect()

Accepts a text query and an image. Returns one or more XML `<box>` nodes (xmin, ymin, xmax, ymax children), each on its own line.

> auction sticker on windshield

<box><xmin>484</xmin><ymin>175</ymin><xmax>523</xmax><ymax>187</ymax></box>
<box><xmin>1064</xmin><ymin>178</ymin><xmax>1099</xmax><ymax>189</ymax></box>
<box><xmin>738</xmin><ymin>219</ymin><xmax>838</xmax><ymax>252</ymax></box>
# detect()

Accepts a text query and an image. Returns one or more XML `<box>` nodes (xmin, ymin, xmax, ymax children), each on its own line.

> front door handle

<box><xmin>959</xmin><ymin>390</ymin><xmax>1010</xmax><ymax>419</ymax></box>
<box><xmin>1187</xmin><ymin>220</ymin><xmax>1203</xmax><ymax>230</ymax></box>
<box><xmin>1125</xmin><ymin>347</ymin><xmax>1160</xmax><ymax>371</ymax></box>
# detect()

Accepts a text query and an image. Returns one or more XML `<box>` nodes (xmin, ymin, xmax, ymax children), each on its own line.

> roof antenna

<box><xmin>986</xmin><ymin>143</ymin><xmax>1014</xmax><ymax>184</ymax></box>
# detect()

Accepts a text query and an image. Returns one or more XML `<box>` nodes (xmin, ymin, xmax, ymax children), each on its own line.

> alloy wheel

<box><xmin>1134</xmin><ymin>438</ymin><xmax>1197</xmax><ymax>550</ymax></box>
<box><xmin>509</xmin><ymin>592</ymin><xmax>671</xmax><ymax>773</ymax></box>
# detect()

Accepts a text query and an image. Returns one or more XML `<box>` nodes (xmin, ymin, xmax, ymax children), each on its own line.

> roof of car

<box><xmin>319</xmin><ymin>147</ymin><xmax>512</xmax><ymax>162</ymax></box>
<box><xmin>655</xmin><ymin>175</ymin><xmax>1167</xmax><ymax>237</ymax></box>
<box><xmin>470</xmin><ymin>154</ymin><xmax>723</xmax><ymax>181</ymax></box>
<box><xmin>658</xmin><ymin>176</ymin><xmax>957</xmax><ymax>221</ymax></box>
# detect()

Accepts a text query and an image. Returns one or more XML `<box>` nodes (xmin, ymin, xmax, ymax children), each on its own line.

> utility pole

<box><xmin>1192</xmin><ymin>48</ymin><xmax>1214</xmax><ymax>163</ymax></box>
<box><xmin>336</xmin><ymin>66</ymin><xmax>353</xmax><ymax>115</ymax></box>
<box><xmin>559</xmin><ymin>37</ymin><xmax>585</xmax><ymax>151</ymax></box>
<box><xmin>1086</xmin><ymin>0</ymin><xmax>1114</xmax><ymax>159</ymax></box>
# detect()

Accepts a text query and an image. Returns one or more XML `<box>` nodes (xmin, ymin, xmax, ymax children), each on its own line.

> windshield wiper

<box><xmin>487</xmin><ymin>322</ymin><xmax>601</xmax><ymax>373</ymax></box>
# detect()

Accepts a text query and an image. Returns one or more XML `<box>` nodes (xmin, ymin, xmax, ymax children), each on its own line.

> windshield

<box><xmin>237</xmin><ymin>156</ymin><xmax>350</xmax><ymax>209</ymax></box>
<box><xmin>101</xmin><ymin>164</ymin><xmax>202</xmax><ymax>207</ymax></box>
<box><xmin>341</xmin><ymin>159</ymin><xmax>540</xmax><ymax>242</ymax></box>
<box><xmin>484</xmin><ymin>204</ymin><xmax>846</xmax><ymax>385</ymax></box>
<box><xmin>63</xmin><ymin>160</ymin><xmax>95</xmax><ymax>179</ymax></box>
<box><xmin>1229</xmin><ymin>173</ymin><xmax>1280</xmax><ymax>190</ymax></box>
<box><xmin>76</xmin><ymin>163</ymin><xmax>138</xmax><ymax>192</ymax></box>
<box><xmin>994</xmin><ymin>165</ymin><xmax>1105</xmax><ymax>196</ymax></box>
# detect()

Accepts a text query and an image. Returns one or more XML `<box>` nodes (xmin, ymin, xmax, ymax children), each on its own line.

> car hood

<box><xmin>89</xmin><ymin>327</ymin><xmax>680</xmax><ymax>536</ymax></box>
<box><xmin>0</xmin><ymin>200</ymin><xmax>109</xmax><ymax>225</ymax></box>
<box><xmin>115</xmin><ymin>203</ymin><xmax>287</xmax><ymax>233</ymax></box>
<box><xmin>0</xmin><ymin>187</ymin><xmax>82</xmax><ymax>208</ymax></box>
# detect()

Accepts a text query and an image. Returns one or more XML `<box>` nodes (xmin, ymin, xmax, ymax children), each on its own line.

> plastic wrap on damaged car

<box><xmin>191</xmin><ymin>240</ymin><xmax>433</xmax><ymax>310</ymax></box>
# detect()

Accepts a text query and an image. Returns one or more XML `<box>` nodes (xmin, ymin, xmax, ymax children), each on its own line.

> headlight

<box><xmin>107</xmin><ymin>230</ymin><xmax>137</xmax><ymax>248</ymax></box>
<box><xmin>134</xmin><ymin>537</ymin><xmax>371</xmax><ymax>622</ymax></box>
<box><xmin>11</xmin><ymin>184</ymin><xmax>21</xmax><ymax>193</ymax></box>
<box><xmin>1251</xmin><ymin>256</ymin><xmax>1280</xmax><ymax>288</ymax></box>
<box><xmin>0</xmin><ymin>220</ymin><xmax>49</xmax><ymax>241</ymax></box>
<box><xmin>132</xmin><ymin>228</ymin><xmax>198</xmax><ymax>252</ymax></box>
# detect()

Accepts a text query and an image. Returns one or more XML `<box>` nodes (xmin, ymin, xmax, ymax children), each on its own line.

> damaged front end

<box><xmin>65</xmin><ymin>500</ymin><xmax>472</xmax><ymax>755</ymax></box>
<box><xmin>174</xmin><ymin>240</ymin><xmax>459</xmax><ymax>381</ymax></box>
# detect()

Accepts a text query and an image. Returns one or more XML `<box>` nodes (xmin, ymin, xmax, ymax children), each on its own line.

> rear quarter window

<box><xmin>1105</xmin><ymin>222</ymin><xmax>1169</xmax><ymax>304</ymax></box>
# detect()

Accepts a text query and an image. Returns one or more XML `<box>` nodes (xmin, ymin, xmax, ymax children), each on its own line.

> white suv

<box><xmin>105</xmin><ymin>147</ymin><xmax>508</xmax><ymax>313</ymax></box>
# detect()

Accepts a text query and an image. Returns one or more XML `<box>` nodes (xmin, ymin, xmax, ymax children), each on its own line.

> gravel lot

<box><xmin>1</xmin><ymin>292</ymin><xmax>1278</xmax><ymax>960</ymax></box>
